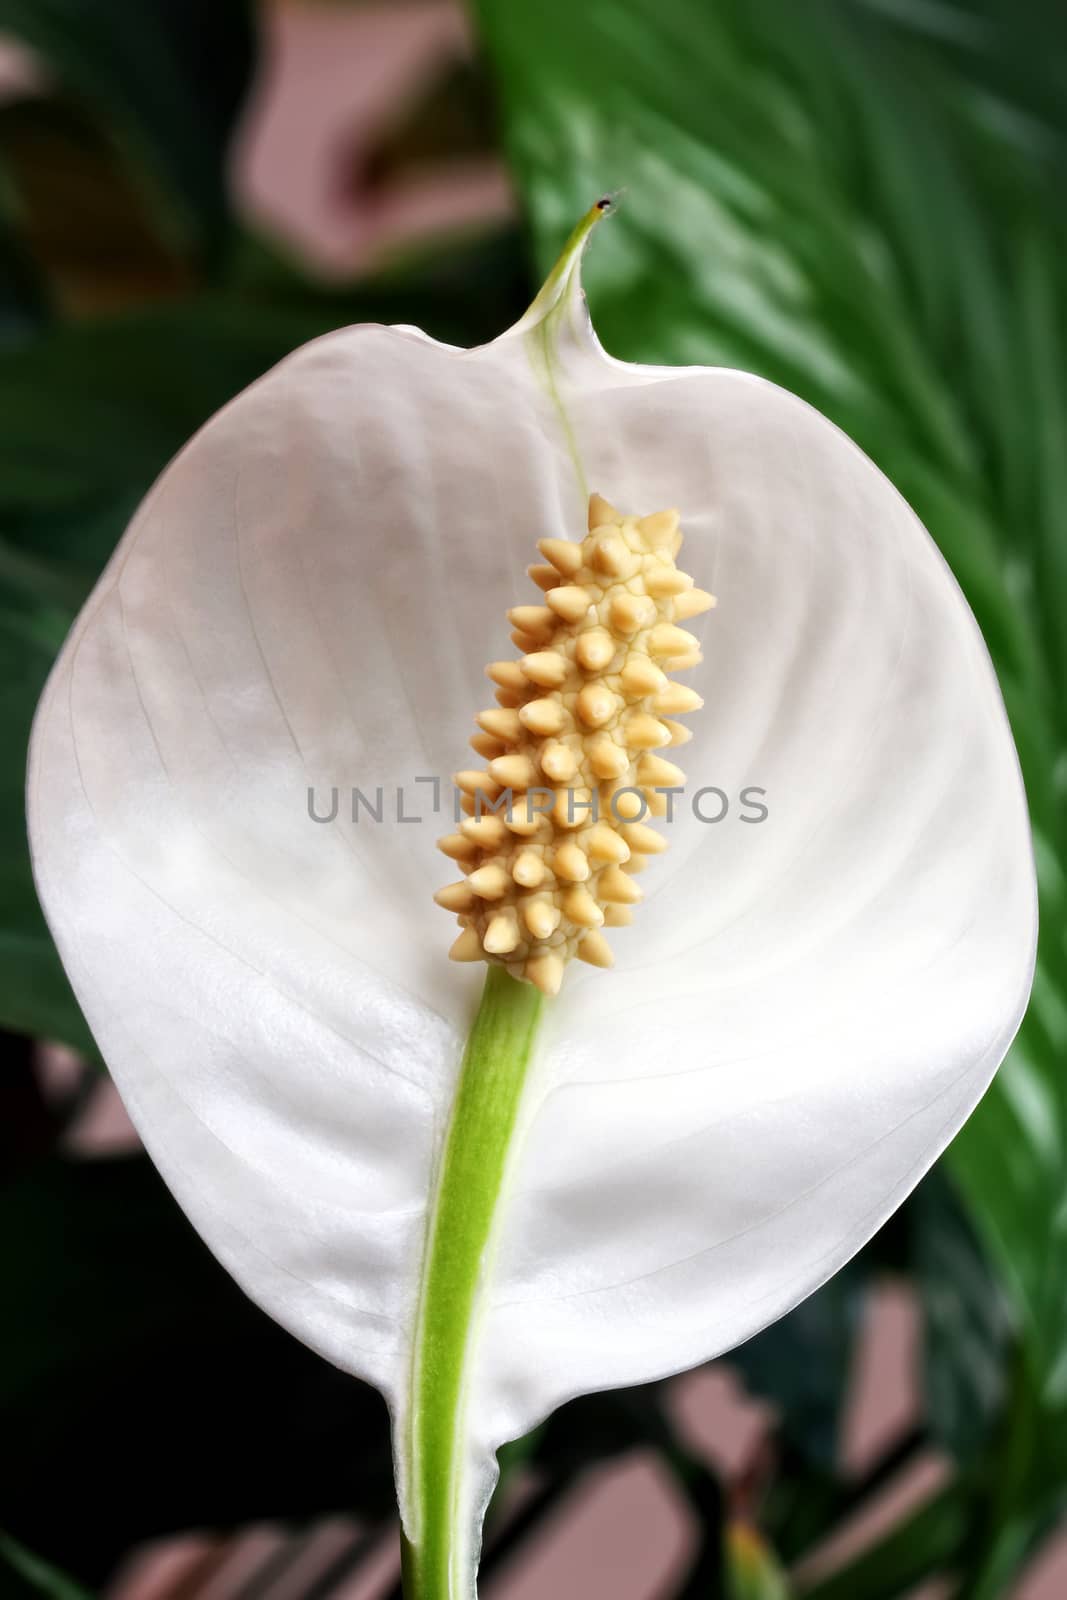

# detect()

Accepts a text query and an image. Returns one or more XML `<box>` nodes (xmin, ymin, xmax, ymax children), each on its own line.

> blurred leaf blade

<box><xmin>0</xmin><ymin>167</ymin><xmax>50</xmax><ymax>339</ymax></box>
<box><xmin>730</xmin><ymin>1267</ymin><xmax>863</xmax><ymax>1473</ymax></box>
<box><xmin>0</xmin><ymin>1533</ymin><xmax>95</xmax><ymax>1600</ymax></box>
<box><xmin>726</xmin><ymin>1524</ymin><xmax>790</xmax><ymax>1600</ymax></box>
<box><xmin>912</xmin><ymin>1170</ymin><xmax>1014</xmax><ymax>1462</ymax></box>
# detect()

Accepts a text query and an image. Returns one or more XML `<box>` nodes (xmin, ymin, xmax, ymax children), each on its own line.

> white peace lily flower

<box><xmin>28</xmin><ymin>203</ymin><xmax>1036</xmax><ymax>1599</ymax></box>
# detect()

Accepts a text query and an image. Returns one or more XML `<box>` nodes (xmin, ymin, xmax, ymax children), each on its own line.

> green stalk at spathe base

<box><xmin>403</xmin><ymin>965</ymin><xmax>545</xmax><ymax>1600</ymax></box>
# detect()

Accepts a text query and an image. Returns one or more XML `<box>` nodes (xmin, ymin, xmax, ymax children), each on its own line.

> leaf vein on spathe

<box><xmin>53</xmin><ymin>524</ymin><xmax>451</xmax><ymax>1077</ymax></box>
<box><xmin>229</xmin><ymin>457</ymin><xmax>412</xmax><ymax>898</ymax></box>
<box><xmin>64</xmin><ymin>1004</ymin><xmax>410</xmax><ymax>1335</ymax></box>
<box><xmin>154</xmin><ymin>491</ymin><xmax>399</xmax><ymax>911</ymax></box>
<box><xmin>494</xmin><ymin>1019</ymin><xmax>1008</xmax><ymax>1310</ymax></box>
<box><xmin>57</xmin><ymin>628</ymin><xmax>436</xmax><ymax>1095</ymax></box>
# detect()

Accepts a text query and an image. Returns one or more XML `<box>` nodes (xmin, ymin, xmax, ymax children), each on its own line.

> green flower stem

<box><xmin>403</xmin><ymin>964</ymin><xmax>545</xmax><ymax>1600</ymax></box>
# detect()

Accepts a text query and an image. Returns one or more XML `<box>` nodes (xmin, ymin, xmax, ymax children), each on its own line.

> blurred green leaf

<box><xmin>475</xmin><ymin>0</ymin><xmax>1067</xmax><ymax>1566</ymax></box>
<box><xmin>0</xmin><ymin>0</ymin><xmax>256</xmax><ymax>260</ymax></box>
<box><xmin>731</xmin><ymin>1265</ymin><xmax>864</xmax><ymax>1473</ymax></box>
<box><xmin>1</xmin><ymin>639</ymin><xmax>97</xmax><ymax>1054</ymax></box>
<box><xmin>0</xmin><ymin>168</ymin><xmax>49</xmax><ymax>339</ymax></box>
<box><xmin>851</xmin><ymin>0</ymin><xmax>1067</xmax><ymax>172</ymax></box>
<box><xmin>0</xmin><ymin>1534</ymin><xmax>94</xmax><ymax>1600</ymax></box>
<box><xmin>798</xmin><ymin>1478</ymin><xmax>970</xmax><ymax>1600</ymax></box>
<box><xmin>726</xmin><ymin>1524</ymin><xmax>789</xmax><ymax>1600</ymax></box>
<box><xmin>913</xmin><ymin>1168</ymin><xmax>1014</xmax><ymax>1461</ymax></box>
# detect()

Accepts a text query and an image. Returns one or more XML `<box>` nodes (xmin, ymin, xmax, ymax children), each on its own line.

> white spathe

<box><xmin>28</xmin><ymin>217</ymin><xmax>1036</xmax><ymax>1583</ymax></box>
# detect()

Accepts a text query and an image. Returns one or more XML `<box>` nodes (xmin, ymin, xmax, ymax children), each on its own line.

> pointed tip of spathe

<box><xmin>514</xmin><ymin>199</ymin><xmax>613</xmax><ymax>333</ymax></box>
<box><xmin>594</xmin><ymin>189</ymin><xmax>626</xmax><ymax>218</ymax></box>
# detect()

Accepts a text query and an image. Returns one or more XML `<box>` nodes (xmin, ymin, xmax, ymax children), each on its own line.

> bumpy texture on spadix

<box><xmin>436</xmin><ymin>492</ymin><xmax>713</xmax><ymax>994</ymax></box>
<box><xmin>27</xmin><ymin>203</ymin><xmax>1036</xmax><ymax>1600</ymax></box>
